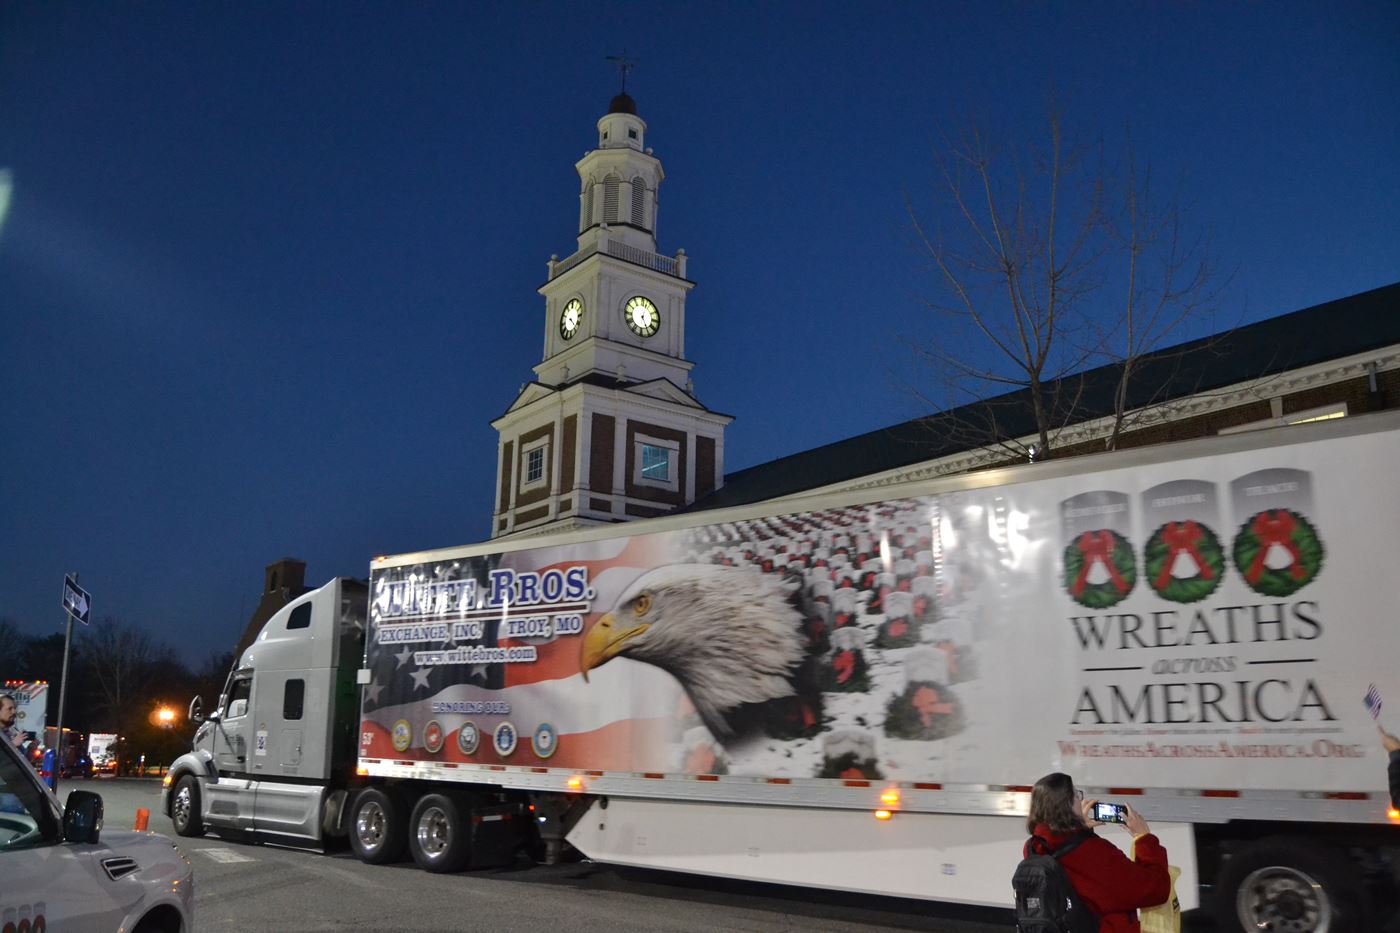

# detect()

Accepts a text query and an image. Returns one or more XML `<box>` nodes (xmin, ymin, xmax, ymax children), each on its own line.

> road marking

<box><xmin>199</xmin><ymin>847</ymin><xmax>256</xmax><ymax>864</ymax></box>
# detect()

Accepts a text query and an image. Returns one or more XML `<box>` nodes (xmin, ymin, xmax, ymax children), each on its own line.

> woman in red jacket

<box><xmin>1024</xmin><ymin>772</ymin><xmax>1171</xmax><ymax>933</ymax></box>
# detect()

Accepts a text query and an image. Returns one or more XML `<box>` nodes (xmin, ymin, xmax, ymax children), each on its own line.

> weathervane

<box><xmin>605</xmin><ymin>50</ymin><xmax>637</xmax><ymax>93</ymax></box>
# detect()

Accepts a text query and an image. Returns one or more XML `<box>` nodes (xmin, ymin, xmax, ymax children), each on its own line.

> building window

<box><xmin>627</xmin><ymin>128</ymin><xmax>638</xmax><ymax>140</ymax></box>
<box><xmin>630</xmin><ymin>177</ymin><xmax>646</xmax><ymax>228</ymax></box>
<box><xmin>641</xmin><ymin>444</ymin><xmax>670</xmax><ymax>481</ymax></box>
<box><xmin>283</xmin><ymin>679</ymin><xmax>304</xmax><ymax>721</ymax></box>
<box><xmin>520</xmin><ymin>438</ymin><xmax>549</xmax><ymax>492</ymax></box>
<box><xmin>633</xmin><ymin>434</ymin><xmax>681</xmax><ymax>492</ymax></box>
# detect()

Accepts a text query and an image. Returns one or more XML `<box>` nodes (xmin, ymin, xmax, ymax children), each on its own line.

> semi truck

<box><xmin>164</xmin><ymin>411</ymin><xmax>1400</xmax><ymax>931</ymax></box>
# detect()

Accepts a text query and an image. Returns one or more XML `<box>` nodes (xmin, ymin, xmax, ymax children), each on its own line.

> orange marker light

<box><xmin>874</xmin><ymin>809</ymin><xmax>893</xmax><ymax>821</ymax></box>
<box><xmin>566</xmin><ymin>775</ymin><xmax>584</xmax><ymax>791</ymax></box>
<box><xmin>1388</xmin><ymin>808</ymin><xmax>1400</xmax><ymax>821</ymax></box>
<box><xmin>162</xmin><ymin>773</ymin><xmax>172</xmax><ymax>787</ymax></box>
<box><xmin>355</xmin><ymin>766</ymin><xmax>369</xmax><ymax>776</ymax></box>
<box><xmin>879</xmin><ymin>788</ymin><xmax>900</xmax><ymax>807</ymax></box>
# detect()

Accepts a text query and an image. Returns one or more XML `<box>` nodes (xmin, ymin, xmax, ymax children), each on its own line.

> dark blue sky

<box><xmin>2</xmin><ymin>2</ymin><xmax>1396</xmax><ymax>660</ymax></box>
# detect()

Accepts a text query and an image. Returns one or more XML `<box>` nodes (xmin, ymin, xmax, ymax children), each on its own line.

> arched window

<box><xmin>630</xmin><ymin>177</ymin><xmax>646</xmax><ymax>228</ymax></box>
<box><xmin>581</xmin><ymin>181</ymin><xmax>594</xmax><ymax>232</ymax></box>
<box><xmin>603</xmin><ymin>174</ymin><xmax>621</xmax><ymax>224</ymax></box>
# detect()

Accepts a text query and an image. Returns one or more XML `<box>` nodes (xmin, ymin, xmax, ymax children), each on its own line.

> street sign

<box><xmin>61</xmin><ymin>574</ymin><xmax>91</xmax><ymax>625</ymax></box>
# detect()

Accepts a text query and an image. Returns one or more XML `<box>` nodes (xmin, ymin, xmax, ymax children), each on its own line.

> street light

<box><xmin>156</xmin><ymin>707</ymin><xmax>175</xmax><ymax>726</ymax></box>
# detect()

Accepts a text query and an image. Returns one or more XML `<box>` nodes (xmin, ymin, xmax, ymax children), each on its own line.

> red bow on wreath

<box><xmin>1072</xmin><ymin>530</ymin><xmax>1131</xmax><ymax>596</ymax></box>
<box><xmin>833</xmin><ymin>649</ymin><xmax>856</xmax><ymax>683</ymax></box>
<box><xmin>1156</xmin><ymin>520</ymin><xmax>1215</xmax><ymax>588</ymax></box>
<box><xmin>1245</xmin><ymin>510</ymin><xmax>1306</xmax><ymax>583</ymax></box>
<box><xmin>912</xmin><ymin>685</ymin><xmax>954</xmax><ymax>727</ymax></box>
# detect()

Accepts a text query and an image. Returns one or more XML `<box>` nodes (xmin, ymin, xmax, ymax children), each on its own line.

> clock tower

<box><xmin>490</xmin><ymin>91</ymin><xmax>732</xmax><ymax>539</ymax></box>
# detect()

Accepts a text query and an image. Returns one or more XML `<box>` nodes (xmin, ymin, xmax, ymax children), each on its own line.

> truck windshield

<box><xmin>0</xmin><ymin>743</ymin><xmax>60</xmax><ymax>850</ymax></box>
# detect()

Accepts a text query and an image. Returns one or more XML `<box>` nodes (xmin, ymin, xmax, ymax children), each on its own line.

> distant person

<box><xmin>1022</xmin><ymin>772</ymin><xmax>1171</xmax><ymax>933</ymax></box>
<box><xmin>1380</xmin><ymin>726</ymin><xmax>1400</xmax><ymax>811</ymax></box>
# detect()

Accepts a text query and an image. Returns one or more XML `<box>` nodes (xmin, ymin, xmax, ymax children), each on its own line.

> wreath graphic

<box><xmin>1063</xmin><ymin>529</ymin><xmax>1137</xmax><ymax>608</ymax></box>
<box><xmin>883</xmin><ymin>682</ymin><xmax>965</xmax><ymax>741</ymax></box>
<box><xmin>1232</xmin><ymin>508</ymin><xmax>1325</xmax><ymax>597</ymax></box>
<box><xmin>1144</xmin><ymin>519</ymin><xmax>1225</xmax><ymax>603</ymax></box>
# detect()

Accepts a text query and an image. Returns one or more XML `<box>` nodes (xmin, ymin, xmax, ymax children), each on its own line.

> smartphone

<box><xmin>1092</xmin><ymin>802</ymin><xmax>1127</xmax><ymax>824</ymax></box>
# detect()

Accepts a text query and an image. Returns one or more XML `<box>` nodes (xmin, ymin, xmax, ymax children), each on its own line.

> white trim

<box><xmin>633</xmin><ymin>433</ymin><xmax>680</xmax><ymax>492</ymax></box>
<box><xmin>1218</xmin><ymin>402</ymin><xmax>1349</xmax><ymax>436</ymax></box>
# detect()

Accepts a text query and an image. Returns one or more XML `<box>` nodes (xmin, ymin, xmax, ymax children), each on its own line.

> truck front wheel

<box><xmin>348</xmin><ymin>787</ymin><xmax>407</xmax><ymax>864</ymax></box>
<box><xmin>1217</xmin><ymin>836</ymin><xmax>1367</xmax><ymax>933</ymax></box>
<box><xmin>408</xmin><ymin>793</ymin><xmax>471</xmax><ymax>873</ymax></box>
<box><xmin>170</xmin><ymin>775</ymin><xmax>204</xmax><ymax>838</ymax></box>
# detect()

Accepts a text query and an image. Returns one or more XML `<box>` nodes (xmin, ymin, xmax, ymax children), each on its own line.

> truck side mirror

<box><xmin>188</xmin><ymin>695</ymin><xmax>204</xmax><ymax>723</ymax></box>
<box><xmin>63</xmin><ymin>790</ymin><xmax>103</xmax><ymax>844</ymax></box>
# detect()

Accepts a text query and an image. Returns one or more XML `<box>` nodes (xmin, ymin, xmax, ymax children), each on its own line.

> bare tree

<box><xmin>0</xmin><ymin>618</ymin><xmax>29</xmax><ymax>669</ymax></box>
<box><xmin>1096</xmin><ymin>142</ymin><xmax>1225</xmax><ymax>449</ymax></box>
<box><xmin>907</xmin><ymin>112</ymin><xmax>1220</xmax><ymax>460</ymax></box>
<box><xmin>80</xmin><ymin>617</ymin><xmax>179</xmax><ymax>734</ymax></box>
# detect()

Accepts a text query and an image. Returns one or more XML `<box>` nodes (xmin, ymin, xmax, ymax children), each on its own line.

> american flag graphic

<box><xmin>1364</xmin><ymin>683</ymin><xmax>1383</xmax><ymax>719</ymax></box>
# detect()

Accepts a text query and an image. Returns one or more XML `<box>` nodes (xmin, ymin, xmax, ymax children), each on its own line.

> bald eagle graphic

<box><xmin>580</xmin><ymin>564</ymin><xmax>823</xmax><ymax>742</ymax></box>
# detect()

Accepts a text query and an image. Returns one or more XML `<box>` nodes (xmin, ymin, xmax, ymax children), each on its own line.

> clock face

<box><xmin>624</xmin><ymin>296</ymin><xmax>660</xmax><ymax>337</ymax></box>
<box><xmin>559</xmin><ymin>298</ymin><xmax>583</xmax><ymax>340</ymax></box>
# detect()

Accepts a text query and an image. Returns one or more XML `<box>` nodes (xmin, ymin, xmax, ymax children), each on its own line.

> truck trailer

<box><xmin>164</xmin><ymin>411</ymin><xmax>1400</xmax><ymax>931</ymax></box>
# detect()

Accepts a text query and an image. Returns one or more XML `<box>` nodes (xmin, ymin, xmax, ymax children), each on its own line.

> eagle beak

<box><xmin>580</xmin><ymin>611</ymin><xmax>650</xmax><ymax>682</ymax></box>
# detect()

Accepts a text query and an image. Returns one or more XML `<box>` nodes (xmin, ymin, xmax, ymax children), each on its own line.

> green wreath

<box><xmin>1232</xmin><ymin>508</ymin><xmax>1325</xmax><ymax>597</ymax></box>
<box><xmin>883</xmin><ymin>681</ymin><xmax>965</xmax><ymax>741</ymax></box>
<box><xmin>1063</xmin><ymin>529</ymin><xmax>1137</xmax><ymax>609</ymax></box>
<box><xmin>818</xmin><ymin>751</ymin><xmax>884</xmax><ymax>781</ymax></box>
<box><xmin>1144</xmin><ymin>520</ymin><xmax>1225</xmax><ymax>603</ymax></box>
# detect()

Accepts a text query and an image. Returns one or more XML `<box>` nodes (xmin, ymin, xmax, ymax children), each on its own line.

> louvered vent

<box><xmin>630</xmin><ymin>177</ymin><xmax>646</xmax><ymax>228</ymax></box>
<box><xmin>102</xmin><ymin>856</ymin><xmax>140</xmax><ymax>880</ymax></box>
<box><xmin>581</xmin><ymin>183</ymin><xmax>594</xmax><ymax>232</ymax></box>
<box><xmin>603</xmin><ymin>174</ymin><xmax>620</xmax><ymax>223</ymax></box>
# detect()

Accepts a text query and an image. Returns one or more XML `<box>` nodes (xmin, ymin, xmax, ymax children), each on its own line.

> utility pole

<box><xmin>54</xmin><ymin>572</ymin><xmax>92</xmax><ymax>793</ymax></box>
<box><xmin>52</xmin><ymin>573</ymin><xmax>76</xmax><ymax>792</ymax></box>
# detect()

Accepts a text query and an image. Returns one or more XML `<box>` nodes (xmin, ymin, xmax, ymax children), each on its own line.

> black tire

<box><xmin>1216</xmin><ymin>836</ymin><xmax>1368</xmax><ymax>933</ymax></box>
<box><xmin>348</xmin><ymin>787</ymin><xmax>408</xmax><ymax>864</ymax></box>
<box><xmin>407</xmin><ymin>793</ymin><xmax>472</xmax><ymax>873</ymax></box>
<box><xmin>170</xmin><ymin>775</ymin><xmax>204</xmax><ymax>838</ymax></box>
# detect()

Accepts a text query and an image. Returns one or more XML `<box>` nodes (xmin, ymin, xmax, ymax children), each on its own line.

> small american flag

<box><xmin>1364</xmin><ymin>683</ymin><xmax>1383</xmax><ymax>719</ymax></box>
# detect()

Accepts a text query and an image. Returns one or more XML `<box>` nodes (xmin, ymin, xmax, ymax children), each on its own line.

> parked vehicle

<box><xmin>0</xmin><ymin>731</ymin><xmax>193</xmax><ymax>931</ymax></box>
<box><xmin>165</xmin><ymin>411</ymin><xmax>1400</xmax><ymax>930</ymax></box>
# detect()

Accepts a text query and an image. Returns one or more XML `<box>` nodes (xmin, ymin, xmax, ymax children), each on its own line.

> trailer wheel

<box><xmin>408</xmin><ymin>793</ymin><xmax>471</xmax><ymax>873</ymax></box>
<box><xmin>170</xmin><ymin>775</ymin><xmax>204</xmax><ymax>838</ymax></box>
<box><xmin>348</xmin><ymin>787</ymin><xmax>407</xmax><ymax>864</ymax></box>
<box><xmin>1217</xmin><ymin>836</ymin><xmax>1367</xmax><ymax>933</ymax></box>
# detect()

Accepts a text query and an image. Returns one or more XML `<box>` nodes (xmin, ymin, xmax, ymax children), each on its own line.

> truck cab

<box><xmin>162</xmin><ymin>577</ymin><xmax>366</xmax><ymax>845</ymax></box>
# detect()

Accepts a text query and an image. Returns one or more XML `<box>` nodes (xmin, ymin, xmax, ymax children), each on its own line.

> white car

<box><xmin>0</xmin><ymin>736</ymin><xmax>193</xmax><ymax>931</ymax></box>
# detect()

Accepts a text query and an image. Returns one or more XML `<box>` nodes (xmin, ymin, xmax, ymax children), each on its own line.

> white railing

<box><xmin>548</xmin><ymin>236</ymin><xmax>687</xmax><ymax>280</ymax></box>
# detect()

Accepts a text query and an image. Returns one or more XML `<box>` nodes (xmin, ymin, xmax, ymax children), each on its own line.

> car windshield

<box><xmin>0</xmin><ymin>741</ymin><xmax>60</xmax><ymax>850</ymax></box>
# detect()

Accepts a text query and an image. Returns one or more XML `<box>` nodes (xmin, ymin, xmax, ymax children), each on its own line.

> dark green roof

<box><xmin>692</xmin><ymin>281</ymin><xmax>1400</xmax><ymax>511</ymax></box>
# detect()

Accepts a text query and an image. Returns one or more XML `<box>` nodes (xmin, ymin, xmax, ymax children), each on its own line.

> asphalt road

<box><xmin>76</xmin><ymin>777</ymin><xmax>1013</xmax><ymax>933</ymax></box>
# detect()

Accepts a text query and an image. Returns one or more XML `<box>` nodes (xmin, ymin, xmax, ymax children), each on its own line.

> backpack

<box><xmin>1013</xmin><ymin>832</ymin><xmax>1100</xmax><ymax>933</ymax></box>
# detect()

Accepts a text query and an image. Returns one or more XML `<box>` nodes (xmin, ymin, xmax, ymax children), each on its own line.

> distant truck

<box><xmin>88</xmin><ymin>733</ymin><xmax>118</xmax><ymax>773</ymax></box>
<box><xmin>164</xmin><ymin>411</ymin><xmax>1400</xmax><ymax>931</ymax></box>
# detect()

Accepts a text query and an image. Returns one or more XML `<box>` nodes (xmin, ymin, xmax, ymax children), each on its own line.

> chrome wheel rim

<box><xmin>173</xmin><ymin>786</ymin><xmax>191</xmax><ymax>828</ymax></box>
<box><xmin>416</xmin><ymin>805</ymin><xmax>451</xmax><ymax>860</ymax></box>
<box><xmin>355</xmin><ymin>800</ymin><xmax>386</xmax><ymax>853</ymax></box>
<box><xmin>1237</xmin><ymin>865</ymin><xmax>1330</xmax><ymax>933</ymax></box>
